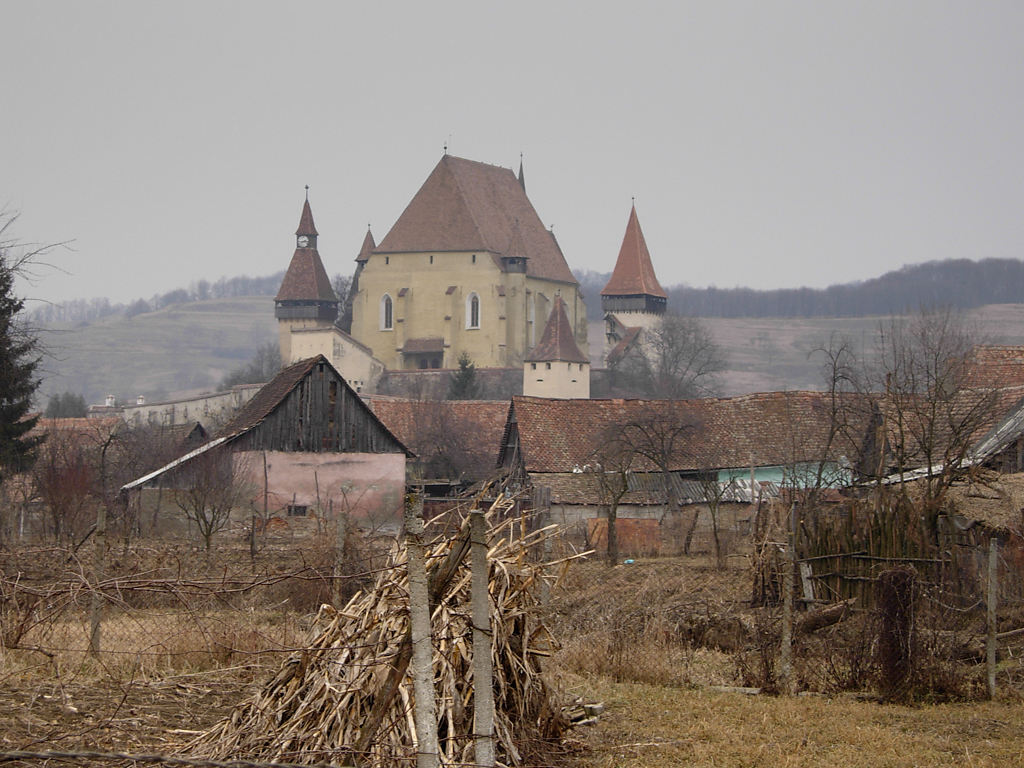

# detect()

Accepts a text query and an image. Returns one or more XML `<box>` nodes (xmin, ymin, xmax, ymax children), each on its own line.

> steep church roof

<box><xmin>276</xmin><ymin>199</ymin><xmax>337</xmax><ymax>303</ymax></box>
<box><xmin>525</xmin><ymin>296</ymin><xmax>589</xmax><ymax>364</ymax></box>
<box><xmin>375</xmin><ymin>154</ymin><xmax>577</xmax><ymax>284</ymax></box>
<box><xmin>601</xmin><ymin>204</ymin><xmax>667</xmax><ymax>299</ymax></box>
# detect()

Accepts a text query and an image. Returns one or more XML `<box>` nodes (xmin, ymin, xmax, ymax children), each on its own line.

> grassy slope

<box><xmin>36</xmin><ymin>296</ymin><xmax>276</xmax><ymax>404</ymax></box>
<box><xmin>589</xmin><ymin>304</ymin><xmax>1024</xmax><ymax>395</ymax></box>
<box><xmin>37</xmin><ymin>299</ymin><xmax>1024</xmax><ymax>406</ymax></box>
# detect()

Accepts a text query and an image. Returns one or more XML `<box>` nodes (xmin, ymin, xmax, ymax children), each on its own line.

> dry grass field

<box><xmin>3</xmin><ymin>546</ymin><xmax>1024</xmax><ymax>766</ymax></box>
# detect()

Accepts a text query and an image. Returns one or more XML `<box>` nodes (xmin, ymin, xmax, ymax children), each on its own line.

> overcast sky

<box><xmin>3</xmin><ymin>2</ymin><xmax>1023</xmax><ymax>307</ymax></box>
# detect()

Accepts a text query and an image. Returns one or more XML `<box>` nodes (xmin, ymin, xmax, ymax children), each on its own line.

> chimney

<box><xmin>105</xmin><ymin>394</ymin><xmax>115</xmax><ymax>408</ymax></box>
<box><xmin>136</xmin><ymin>395</ymin><xmax>146</xmax><ymax>405</ymax></box>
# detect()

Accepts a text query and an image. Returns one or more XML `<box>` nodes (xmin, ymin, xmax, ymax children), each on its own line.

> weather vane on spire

<box><xmin>305</xmin><ymin>184</ymin><xmax>310</xmax><ymax>201</ymax></box>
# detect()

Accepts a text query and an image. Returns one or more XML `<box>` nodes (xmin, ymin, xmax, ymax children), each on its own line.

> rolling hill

<box><xmin>34</xmin><ymin>295</ymin><xmax>1024</xmax><ymax>408</ymax></box>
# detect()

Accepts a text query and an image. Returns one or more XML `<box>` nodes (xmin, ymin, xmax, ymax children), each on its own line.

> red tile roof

<box><xmin>525</xmin><ymin>296</ymin><xmax>588</xmax><ymax>364</ymax></box>
<box><xmin>964</xmin><ymin>346</ymin><xmax>1024</xmax><ymax>388</ymax></box>
<box><xmin>295</xmin><ymin>198</ymin><xmax>318</xmax><ymax>236</ymax></box>
<box><xmin>507</xmin><ymin>391</ymin><xmax>872</xmax><ymax>474</ymax></box>
<box><xmin>601</xmin><ymin>205</ymin><xmax>667</xmax><ymax>299</ymax></box>
<box><xmin>403</xmin><ymin>337</ymin><xmax>445</xmax><ymax>354</ymax></box>
<box><xmin>375</xmin><ymin>155</ymin><xmax>577</xmax><ymax>284</ymax></box>
<box><xmin>606</xmin><ymin>325</ymin><xmax>642</xmax><ymax>366</ymax></box>
<box><xmin>367</xmin><ymin>397</ymin><xmax>510</xmax><ymax>481</ymax></box>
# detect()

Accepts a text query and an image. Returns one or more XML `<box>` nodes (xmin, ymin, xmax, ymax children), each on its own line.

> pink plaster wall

<box><xmin>235</xmin><ymin>451</ymin><xmax>406</xmax><ymax>533</ymax></box>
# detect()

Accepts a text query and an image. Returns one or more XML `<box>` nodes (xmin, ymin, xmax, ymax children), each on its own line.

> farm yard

<box><xmin>3</xmin><ymin>501</ymin><xmax>1024</xmax><ymax>768</ymax></box>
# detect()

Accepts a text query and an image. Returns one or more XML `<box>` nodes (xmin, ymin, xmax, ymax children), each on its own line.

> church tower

<box><xmin>600</xmin><ymin>204</ymin><xmax>667</xmax><ymax>359</ymax></box>
<box><xmin>274</xmin><ymin>193</ymin><xmax>339</xmax><ymax>365</ymax></box>
<box><xmin>523</xmin><ymin>295</ymin><xmax>591</xmax><ymax>399</ymax></box>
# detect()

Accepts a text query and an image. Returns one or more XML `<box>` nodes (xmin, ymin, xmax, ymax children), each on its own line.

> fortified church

<box><xmin>274</xmin><ymin>153</ymin><xmax>667</xmax><ymax>399</ymax></box>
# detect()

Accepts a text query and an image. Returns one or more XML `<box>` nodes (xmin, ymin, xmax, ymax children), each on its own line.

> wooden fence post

<box><xmin>88</xmin><ymin>503</ymin><xmax>108</xmax><ymax>656</ymax></box>
<box><xmin>778</xmin><ymin>504</ymin><xmax>795</xmax><ymax>695</ymax></box>
<box><xmin>405</xmin><ymin>493</ymin><xmax>438</xmax><ymax>768</ymax></box>
<box><xmin>471</xmin><ymin>510</ymin><xmax>495</xmax><ymax>767</ymax></box>
<box><xmin>987</xmin><ymin>537</ymin><xmax>998</xmax><ymax>700</ymax></box>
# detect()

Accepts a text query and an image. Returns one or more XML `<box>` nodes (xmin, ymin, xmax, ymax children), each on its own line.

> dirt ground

<box><xmin>3</xmin><ymin>668</ymin><xmax>1023</xmax><ymax>768</ymax></box>
<box><xmin>0</xmin><ymin>668</ymin><xmax>248</xmax><ymax>756</ymax></box>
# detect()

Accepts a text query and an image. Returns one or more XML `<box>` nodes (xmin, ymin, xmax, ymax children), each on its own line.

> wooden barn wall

<box><xmin>233</xmin><ymin>363</ymin><xmax>405</xmax><ymax>454</ymax></box>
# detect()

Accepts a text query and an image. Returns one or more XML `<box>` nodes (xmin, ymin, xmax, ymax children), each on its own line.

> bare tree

<box><xmin>613</xmin><ymin>402</ymin><xmax>702</xmax><ymax>552</ymax></box>
<box><xmin>610</xmin><ymin>313</ymin><xmax>725</xmax><ymax>399</ymax></box>
<box><xmin>871</xmin><ymin>307</ymin><xmax>1000</xmax><ymax>540</ymax></box>
<box><xmin>173</xmin><ymin>449</ymin><xmax>253</xmax><ymax>550</ymax></box>
<box><xmin>697</xmin><ymin>474</ymin><xmax>739</xmax><ymax>568</ymax></box>
<box><xmin>586</xmin><ymin>429</ymin><xmax>638</xmax><ymax>565</ymax></box>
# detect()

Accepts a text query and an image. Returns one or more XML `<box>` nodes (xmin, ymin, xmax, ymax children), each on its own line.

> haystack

<box><xmin>189</xmin><ymin>496</ymin><xmax>572</xmax><ymax>767</ymax></box>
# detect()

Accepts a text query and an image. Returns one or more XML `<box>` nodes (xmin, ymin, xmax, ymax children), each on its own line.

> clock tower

<box><xmin>274</xmin><ymin>192</ymin><xmax>338</xmax><ymax>365</ymax></box>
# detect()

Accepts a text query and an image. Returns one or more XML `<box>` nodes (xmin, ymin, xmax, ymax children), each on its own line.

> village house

<box><xmin>498</xmin><ymin>392</ymin><xmax>875</xmax><ymax>555</ymax></box>
<box><xmin>366</xmin><ymin>396</ymin><xmax>510</xmax><ymax>495</ymax></box>
<box><xmin>122</xmin><ymin>355</ymin><xmax>411</xmax><ymax>539</ymax></box>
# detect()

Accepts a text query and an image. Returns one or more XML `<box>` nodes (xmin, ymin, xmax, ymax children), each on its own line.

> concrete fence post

<box><xmin>471</xmin><ymin>510</ymin><xmax>495</xmax><ymax>767</ymax></box>
<box><xmin>405</xmin><ymin>493</ymin><xmax>438</xmax><ymax>768</ymax></box>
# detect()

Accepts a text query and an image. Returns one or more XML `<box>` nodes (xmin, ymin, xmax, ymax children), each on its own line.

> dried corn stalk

<box><xmin>188</xmin><ymin>495</ymin><xmax>573</xmax><ymax>767</ymax></box>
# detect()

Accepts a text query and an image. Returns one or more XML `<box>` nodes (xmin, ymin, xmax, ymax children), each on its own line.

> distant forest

<box><xmin>28</xmin><ymin>272</ymin><xmax>286</xmax><ymax>326</ymax></box>
<box><xmin>576</xmin><ymin>257</ymin><xmax>1024</xmax><ymax>322</ymax></box>
<box><xmin>28</xmin><ymin>257</ymin><xmax>1024</xmax><ymax>328</ymax></box>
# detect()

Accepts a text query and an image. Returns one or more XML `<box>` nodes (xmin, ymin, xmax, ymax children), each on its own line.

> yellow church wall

<box><xmin>352</xmin><ymin>251</ymin><xmax>589</xmax><ymax>370</ymax></box>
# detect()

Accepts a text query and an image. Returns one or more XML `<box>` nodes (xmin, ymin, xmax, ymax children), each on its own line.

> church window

<box><xmin>429</xmin><ymin>254</ymin><xmax>434</xmax><ymax>264</ymax></box>
<box><xmin>530</xmin><ymin>362</ymin><xmax>536</xmax><ymax>370</ymax></box>
<box><xmin>472</xmin><ymin>254</ymin><xmax>476</xmax><ymax>264</ymax></box>
<box><xmin>466</xmin><ymin>292</ymin><xmax>480</xmax><ymax>329</ymax></box>
<box><xmin>380</xmin><ymin>294</ymin><xmax>393</xmax><ymax>330</ymax></box>
<box><xmin>545</xmin><ymin>362</ymin><xmax>551</xmax><ymax>370</ymax></box>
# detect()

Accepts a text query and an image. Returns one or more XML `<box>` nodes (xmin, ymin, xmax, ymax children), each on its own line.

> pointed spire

<box><xmin>295</xmin><ymin>194</ymin><xmax>318</xmax><ymax>237</ymax></box>
<box><xmin>601</xmin><ymin>203</ymin><xmax>667</xmax><ymax>299</ymax></box>
<box><xmin>518</xmin><ymin>153</ymin><xmax>526</xmax><ymax>192</ymax></box>
<box><xmin>356</xmin><ymin>226</ymin><xmax>376</xmax><ymax>263</ymax></box>
<box><xmin>525</xmin><ymin>296</ymin><xmax>589</xmax><ymax>364</ymax></box>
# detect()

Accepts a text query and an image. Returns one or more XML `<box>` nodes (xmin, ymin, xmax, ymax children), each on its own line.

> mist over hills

<box><xmin>578</xmin><ymin>257</ymin><xmax>1024</xmax><ymax>321</ymax></box>
<box><xmin>30</xmin><ymin>257</ymin><xmax>1024</xmax><ymax>406</ymax></box>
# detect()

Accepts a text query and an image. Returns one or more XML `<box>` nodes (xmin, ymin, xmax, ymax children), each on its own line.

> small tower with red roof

<box><xmin>523</xmin><ymin>295</ymin><xmax>591</xmax><ymax>398</ymax></box>
<box><xmin>274</xmin><ymin>193</ymin><xmax>339</xmax><ymax>365</ymax></box>
<box><xmin>600</xmin><ymin>203</ymin><xmax>667</xmax><ymax>361</ymax></box>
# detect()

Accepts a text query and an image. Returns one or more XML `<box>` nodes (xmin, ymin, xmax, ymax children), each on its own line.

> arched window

<box><xmin>466</xmin><ymin>292</ymin><xmax>480</xmax><ymax>329</ymax></box>
<box><xmin>380</xmin><ymin>294</ymin><xmax>393</xmax><ymax>330</ymax></box>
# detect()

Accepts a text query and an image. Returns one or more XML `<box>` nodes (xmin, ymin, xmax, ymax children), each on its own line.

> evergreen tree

<box><xmin>447</xmin><ymin>352</ymin><xmax>481</xmax><ymax>400</ymax></box>
<box><xmin>0</xmin><ymin>229</ymin><xmax>42</xmax><ymax>484</ymax></box>
<box><xmin>44</xmin><ymin>391</ymin><xmax>88</xmax><ymax>418</ymax></box>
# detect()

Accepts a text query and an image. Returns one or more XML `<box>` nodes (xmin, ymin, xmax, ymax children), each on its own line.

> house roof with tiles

<box><xmin>502</xmin><ymin>392</ymin><xmax>875</xmax><ymax>475</ymax></box>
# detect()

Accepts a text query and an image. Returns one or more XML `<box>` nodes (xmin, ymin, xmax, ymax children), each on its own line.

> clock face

<box><xmin>297</xmin><ymin>236</ymin><xmax>309</xmax><ymax>248</ymax></box>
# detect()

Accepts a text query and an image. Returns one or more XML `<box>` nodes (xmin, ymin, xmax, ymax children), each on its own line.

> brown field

<box><xmin>3</xmin><ymin>543</ymin><xmax>1024</xmax><ymax>766</ymax></box>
